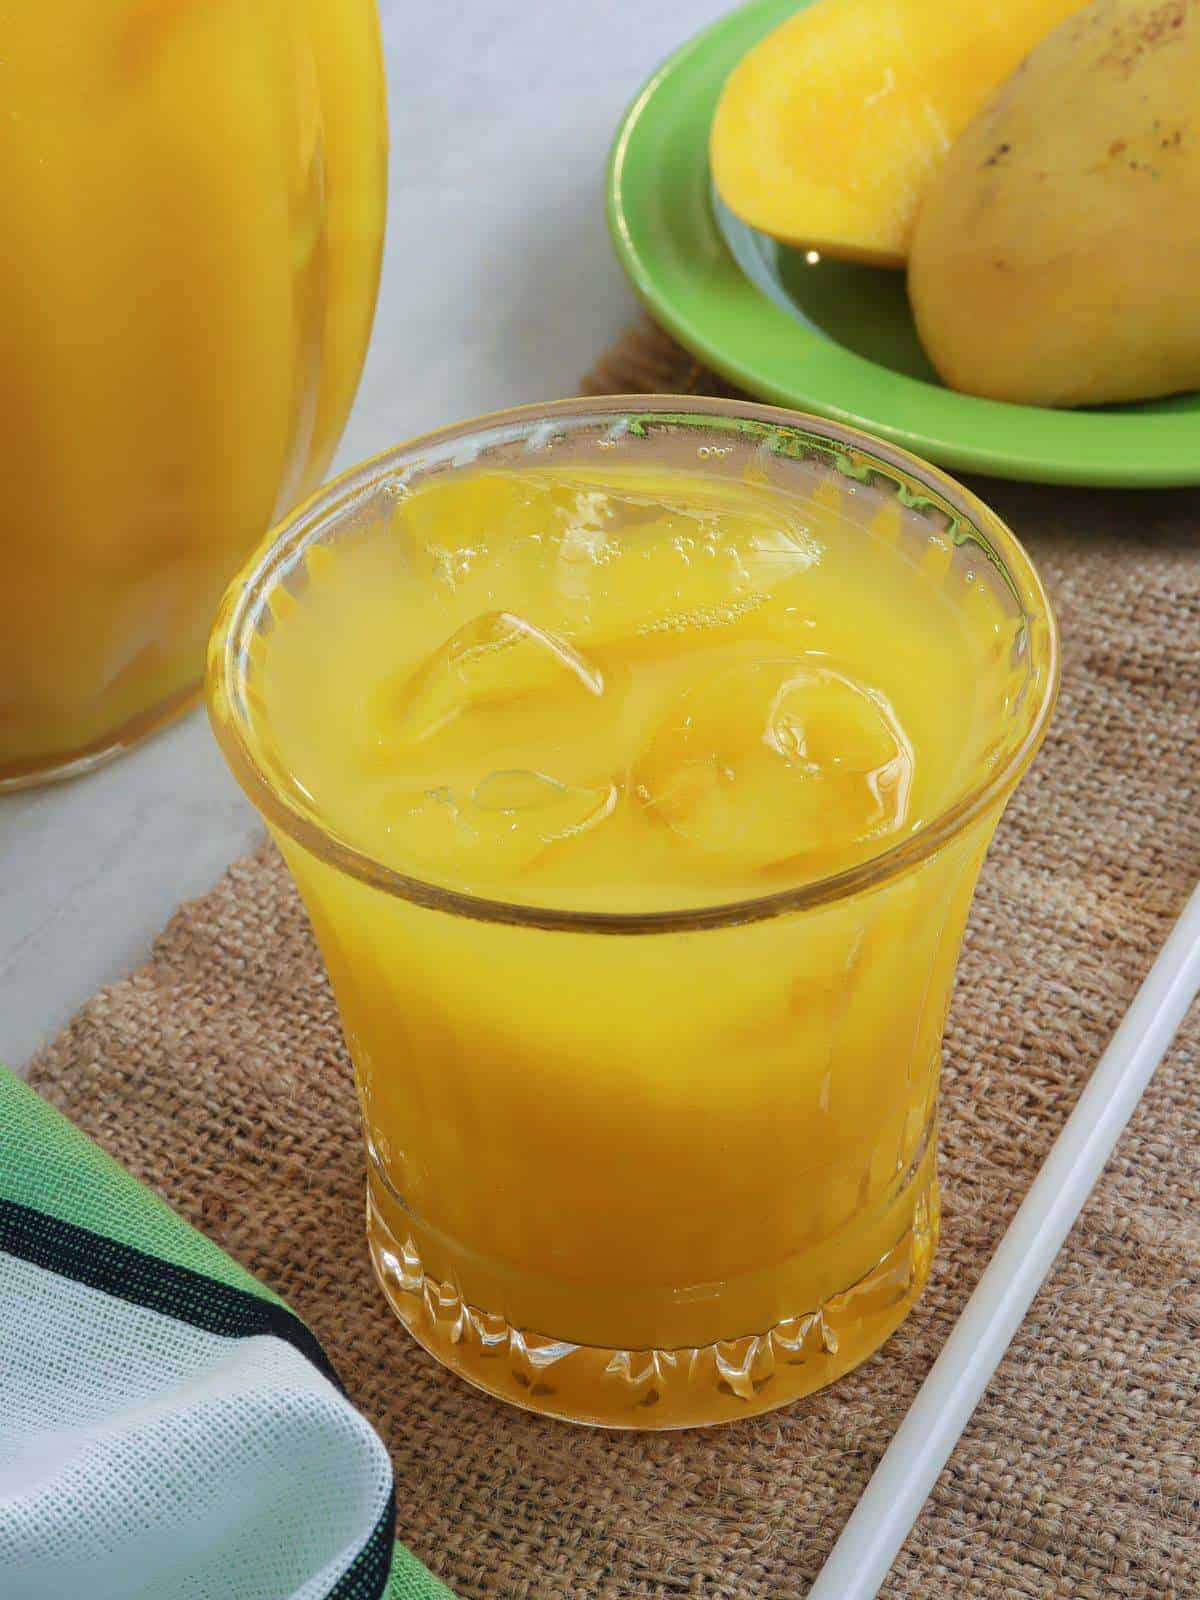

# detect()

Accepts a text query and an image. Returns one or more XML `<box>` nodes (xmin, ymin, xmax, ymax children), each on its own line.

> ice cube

<box><xmin>633</xmin><ymin>659</ymin><xmax>912</xmax><ymax>873</ymax></box>
<box><xmin>391</xmin><ymin>469</ymin><xmax>821</xmax><ymax>652</ymax></box>
<box><xmin>550</xmin><ymin>488</ymin><xmax>821</xmax><ymax>647</ymax></box>
<box><xmin>380</xmin><ymin>771</ymin><xmax>618</xmax><ymax>877</ymax></box>
<box><xmin>365</xmin><ymin>611</ymin><xmax>604</xmax><ymax>763</ymax></box>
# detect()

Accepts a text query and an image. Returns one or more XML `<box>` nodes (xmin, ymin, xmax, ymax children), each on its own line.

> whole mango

<box><xmin>908</xmin><ymin>0</ymin><xmax>1200</xmax><ymax>405</ymax></box>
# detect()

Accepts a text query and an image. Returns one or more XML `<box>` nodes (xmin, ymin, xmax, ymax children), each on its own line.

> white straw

<box><xmin>808</xmin><ymin>878</ymin><xmax>1200</xmax><ymax>1600</ymax></box>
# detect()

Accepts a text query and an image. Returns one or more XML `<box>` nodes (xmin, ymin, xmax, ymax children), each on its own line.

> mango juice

<box><xmin>210</xmin><ymin>407</ymin><xmax>1057</xmax><ymax>1426</ymax></box>
<box><xmin>0</xmin><ymin>0</ymin><xmax>385</xmax><ymax>784</ymax></box>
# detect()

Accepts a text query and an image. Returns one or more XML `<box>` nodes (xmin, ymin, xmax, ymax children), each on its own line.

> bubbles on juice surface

<box><xmin>379</xmin><ymin>773</ymin><xmax>618</xmax><ymax>878</ymax></box>
<box><xmin>364</xmin><ymin>610</ymin><xmax>605</xmax><ymax>763</ymax></box>
<box><xmin>633</xmin><ymin>659</ymin><xmax>913</xmax><ymax>874</ymax></box>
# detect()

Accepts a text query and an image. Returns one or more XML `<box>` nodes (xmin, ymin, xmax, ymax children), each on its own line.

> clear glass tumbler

<box><xmin>208</xmin><ymin>399</ymin><xmax>1059</xmax><ymax>1428</ymax></box>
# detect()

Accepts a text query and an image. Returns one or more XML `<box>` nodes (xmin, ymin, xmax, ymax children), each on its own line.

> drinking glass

<box><xmin>208</xmin><ymin>399</ymin><xmax>1059</xmax><ymax>1428</ymax></box>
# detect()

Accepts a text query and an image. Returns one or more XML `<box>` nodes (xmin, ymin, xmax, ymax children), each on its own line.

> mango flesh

<box><xmin>710</xmin><ymin>0</ymin><xmax>1087</xmax><ymax>266</ymax></box>
<box><xmin>908</xmin><ymin>0</ymin><xmax>1200</xmax><ymax>406</ymax></box>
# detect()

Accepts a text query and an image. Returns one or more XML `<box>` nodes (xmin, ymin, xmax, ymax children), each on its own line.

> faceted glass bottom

<box><xmin>367</xmin><ymin>1172</ymin><xmax>939</xmax><ymax>1430</ymax></box>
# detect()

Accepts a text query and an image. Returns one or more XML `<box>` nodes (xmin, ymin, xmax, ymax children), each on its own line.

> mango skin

<box><xmin>908</xmin><ymin>0</ymin><xmax>1200</xmax><ymax>406</ymax></box>
<box><xmin>710</xmin><ymin>0</ymin><xmax>1087</xmax><ymax>267</ymax></box>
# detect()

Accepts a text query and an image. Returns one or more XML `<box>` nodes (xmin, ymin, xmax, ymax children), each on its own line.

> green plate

<box><xmin>606</xmin><ymin>0</ymin><xmax>1200</xmax><ymax>486</ymax></box>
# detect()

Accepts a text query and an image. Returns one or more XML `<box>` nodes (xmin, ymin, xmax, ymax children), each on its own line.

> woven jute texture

<box><xmin>30</xmin><ymin>322</ymin><xmax>1200</xmax><ymax>1599</ymax></box>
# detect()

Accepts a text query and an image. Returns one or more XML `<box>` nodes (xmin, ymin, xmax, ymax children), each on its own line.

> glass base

<box><xmin>367</xmin><ymin>1175</ymin><xmax>939</xmax><ymax>1430</ymax></box>
<box><xmin>0</xmin><ymin>679</ymin><xmax>202</xmax><ymax>791</ymax></box>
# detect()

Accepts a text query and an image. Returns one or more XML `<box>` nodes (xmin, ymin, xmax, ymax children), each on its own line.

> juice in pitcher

<box><xmin>209</xmin><ymin>401</ymin><xmax>1058</xmax><ymax>1428</ymax></box>
<box><xmin>0</xmin><ymin>0</ymin><xmax>385</xmax><ymax>785</ymax></box>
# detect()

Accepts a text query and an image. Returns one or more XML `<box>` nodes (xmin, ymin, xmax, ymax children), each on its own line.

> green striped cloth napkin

<box><xmin>0</xmin><ymin>1067</ymin><xmax>454</xmax><ymax>1600</ymax></box>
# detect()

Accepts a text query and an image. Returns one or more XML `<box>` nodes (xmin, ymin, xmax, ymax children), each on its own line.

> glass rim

<box><xmin>207</xmin><ymin>396</ymin><xmax>1060</xmax><ymax>935</ymax></box>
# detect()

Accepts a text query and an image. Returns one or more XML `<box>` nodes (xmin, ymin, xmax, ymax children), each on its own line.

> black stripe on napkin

<box><xmin>328</xmin><ymin>1492</ymin><xmax>398</xmax><ymax>1600</ymax></box>
<box><xmin>0</xmin><ymin>1193</ymin><xmax>398</xmax><ymax>1599</ymax></box>
<box><xmin>0</xmin><ymin>1193</ymin><xmax>342</xmax><ymax>1389</ymax></box>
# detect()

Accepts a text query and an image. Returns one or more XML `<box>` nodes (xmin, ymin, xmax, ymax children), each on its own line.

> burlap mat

<box><xmin>30</xmin><ymin>322</ymin><xmax>1200</xmax><ymax>1599</ymax></box>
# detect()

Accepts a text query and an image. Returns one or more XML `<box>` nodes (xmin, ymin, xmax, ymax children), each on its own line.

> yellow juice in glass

<box><xmin>209</xmin><ymin>402</ymin><xmax>1057</xmax><ymax>1428</ymax></box>
<box><xmin>0</xmin><ymin>0</ymin><xmax>385</xmax><ymax>785</ymax></box>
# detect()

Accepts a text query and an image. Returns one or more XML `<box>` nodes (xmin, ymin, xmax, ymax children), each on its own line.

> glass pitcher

<box><xmin>0</xmin><ymin>0</ymin><xmax>387</xmax><ymax>786</ymax></box>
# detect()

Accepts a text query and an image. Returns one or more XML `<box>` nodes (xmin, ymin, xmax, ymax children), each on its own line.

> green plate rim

<box><xmin>605</xmin><ymin>0</ymin><xmax>1200</xmax><ymax>487</ymax></box>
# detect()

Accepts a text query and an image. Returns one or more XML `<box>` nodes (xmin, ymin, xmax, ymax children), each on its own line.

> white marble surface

<box><xmin>0</xmin><ymin>0</ymin><xmax>731</xmax><ymax>1070</ymax></box>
